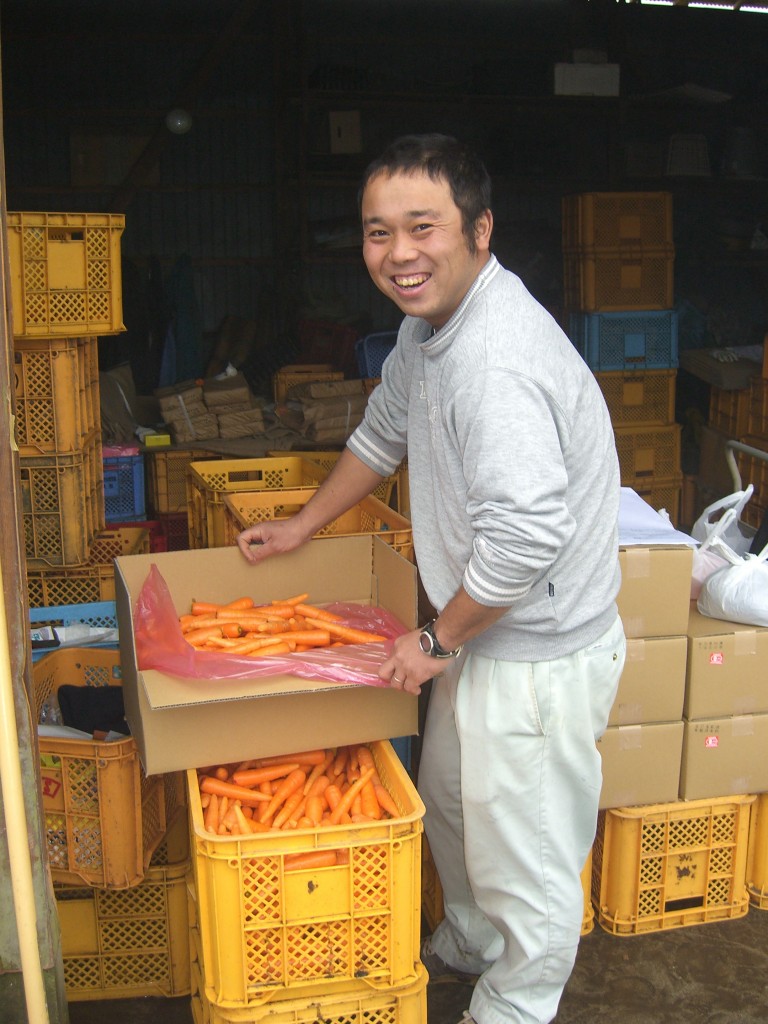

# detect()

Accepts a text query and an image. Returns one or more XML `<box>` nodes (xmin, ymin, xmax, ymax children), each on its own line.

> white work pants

<box><xmin>419</xmin><ymin>615</ymin><xmax>626</xmax><ymax>1024</ymax></box>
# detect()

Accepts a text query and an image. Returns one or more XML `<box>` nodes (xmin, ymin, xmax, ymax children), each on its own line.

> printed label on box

<box><xmin>709</xmin><ymin>652</ymin><xmax>724</xmax><ymax>666</ymax></box>
<box><xmin>704</xmin><ymin>735</ymin><xmax>719</xmax><ymax>749</ymax></box>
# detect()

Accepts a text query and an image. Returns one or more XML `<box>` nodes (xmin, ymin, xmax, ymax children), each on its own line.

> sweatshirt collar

<box><xmin>420</xmin><ymin>254</ymin><xmax>500</xmax><ymax>350</ymax></box>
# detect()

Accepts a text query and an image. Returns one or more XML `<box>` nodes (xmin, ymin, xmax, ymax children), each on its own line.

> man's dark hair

<box><xmin>358</xmin><ymin>134</ymin><xmax>492</xmax><ymax>254</ymax></box>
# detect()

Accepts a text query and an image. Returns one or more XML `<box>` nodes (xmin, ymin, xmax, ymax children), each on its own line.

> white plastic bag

<box><xmin>691</xmin><ymin>485</ymin><xmax>755</xmax><ymax>556</ymax></box>
<box><xmin>690</xmin><ymin>507</ymin><xmax>738</xmax><ymax>600</ymax></box>
<box><xmin>697</xmin><ymin>538</ymin><xmax>768</xmax><ymax>627</ymax></box>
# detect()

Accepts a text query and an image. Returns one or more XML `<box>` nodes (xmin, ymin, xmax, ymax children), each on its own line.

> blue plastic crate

<box><xmin>29</xmin><ymin>601</ymin><xmax>118</xmax><ymax>660</ymax></box>
<box><xmin>568</xmin><ymin>310</ymin><xmax>679</xmax><ymax>371</ymax></box>
<box><xmin>355</xmin><ymin>331</ymin><xmax>398</xmax><ymax>378</ymax></box>
<box><xmin>390</xmin><ymin>735</ymin><xmax>412</xmax><ymax>777</ymax></box>
<box><xmin>103</xmin><ymin>453</ymin><xmax>146</xmax><ymax>521</ymax></box>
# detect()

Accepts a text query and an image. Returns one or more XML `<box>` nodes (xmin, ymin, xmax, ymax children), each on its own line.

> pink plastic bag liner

<box><xmin>134</xmin><ymin>564</ymin><xmax>408</xmax><ymax>687</ymax></box>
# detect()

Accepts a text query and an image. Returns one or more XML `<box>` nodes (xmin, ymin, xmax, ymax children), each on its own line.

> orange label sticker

<box><xmin>704</xmin><ymin>735</ymin><xmax>719</xmax><ymax>749</ymax></box>
<box><xmin>709</xmin><ymin>652</ymin><xmax>724</xmax><ymax>666</ymax></box>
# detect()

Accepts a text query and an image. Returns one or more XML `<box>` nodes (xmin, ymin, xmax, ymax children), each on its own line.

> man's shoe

<box><xmin>420</xmin><ymin>936</ymin><xmax>479</xmax><ymax>985</ymax></box>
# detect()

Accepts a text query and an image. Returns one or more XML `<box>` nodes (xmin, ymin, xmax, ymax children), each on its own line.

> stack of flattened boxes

<box><xmin>8</xmin><ymin>211</ymin><xmax>149</xmax><ymax>607</ymax></box>
<box><xmin>563</xmin><ymin>192</ymin><xmax>682</xmax><ymax>523</ymax></box>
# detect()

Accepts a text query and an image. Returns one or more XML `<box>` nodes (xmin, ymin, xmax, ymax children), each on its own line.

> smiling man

<box><xmin>237</xmin><ymin>134</ymin><xmax>626</xmax><ymax>1024</ymax></box>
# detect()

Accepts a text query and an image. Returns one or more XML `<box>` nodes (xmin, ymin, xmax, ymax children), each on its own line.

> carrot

<box><xmin>191</xmin><ymin>601</ymin><xmax>223</xmax><ymax>616</ymax></box>
<box><xmin>273</xmin><ymin>790</ymin><xmax>305</xmax><ymax>829</ymax></box>
<box><xmin>305</xmin><ymin>795</ymin><xmax>325</xmax><ymax>826</ymax></box>
<box><xmin>303</xmin><ymin>750</ymin><xmax>335</xmax><ymax>794</ymax></box>
<box><xmin>283</xmin><ymin>850</ymin><xmax>338</xmax><ymax>871</ymax></box>
<box><xmin>204</xmin><ymin>792</ymin><xmax>219</xmax><ymax>833</ymax></box>
<box><xmin>259</xmin><ymin>768</ymin><xmax>307</xmax><ymax>823</ymax></box>
<box><xmin>257</xmin><ymin>749</ymin><xmax>328</xmax><ymax>769</ymax></box>
<box><xmin>360</xmin><ymin>780</ymin><xmax>381</xmax><ymax>820</ymax></box>
<box><xmin>232</xmin><ymin>763</ymin><xmax>300</xmax><ymax>787</ymax></box>
<box><xmin>271</xmin><ymin>629</ymin><xmax>331</xmax><ymax>647</ymax></box>
<box><xmin>297</xmin><ymin>816</ymin><xmax>314</xmax><ymax>829</ymax></box>
<box><xmin>303</xmin><ymin>618</ymin><xmax>387</xmax><ymax>644</ymax></box>
<box><xmin>274</xmin><ymin>592</ymin><xmax>310</xmax><ymax>607</ymax></box>
<box><xmin>332</xmin><ymin>747</ymin><xmax>349</xmax><ymax>778</ymax></box>
<box><xmin>328</xmin><ymin>767</ymin><xmax>376</xmax><ymax>825</ymax></box>
<box><xmin>200</xmin><ymin>776</ymin><xmax>271</xmax><ymax>807</ymax></box>
<box><xmin>221</xmin><ymin>800</ymin><xmax>241</xmax><ymax>833</ymax></box>
<box><xmin>217</xmin><ymin>795</ymin><xmax>229</xmax><ymax>827</ymax></box>
<box><xmin>356</xmin><ymin>746</ymin><xmax>380</xmax><ymax>782</ymax></box>
<box><xmin>185</xmin><ymin>624</ymin><xmax>225</xmax><ymax>646</ymax></box>
<box><xmin>221</xmin><ymin>621</ymin><xmax>244</xmax><ymax>639</ymax></box>
<box><xmin>249</xmin><ymin>641</ymin><xmax>292</xmax><ymax>657</ymax></box>
<box><xmin>221</xmin><ymin>596</ymin><xmax>255</xmax><ymax>611</ymax></box>
<box><xmin>294</xmin><ymin>603</ymin><xmax>343</xmax><ymax>622</ymax></box>
<box><xmin>324</xmin><ymin>783</ymin><xmax>349</xmax><ymax>823</ymax></box>
<box><xmin>374</xmin><ymin>784</ymin><xmax>400</xmax><ymax>819</ymax></box>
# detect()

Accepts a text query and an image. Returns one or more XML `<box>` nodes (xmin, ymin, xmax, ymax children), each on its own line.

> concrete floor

<box><xmin>66</xmin><ymin>907</ymin><xmax>768</xmax><ymax>1024</ymax></box>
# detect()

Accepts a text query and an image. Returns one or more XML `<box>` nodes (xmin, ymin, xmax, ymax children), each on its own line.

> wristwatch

<box><xmin>418</xmin><ymin>619</ymin><xmax>463</xmax><ymax>659</ymax></box>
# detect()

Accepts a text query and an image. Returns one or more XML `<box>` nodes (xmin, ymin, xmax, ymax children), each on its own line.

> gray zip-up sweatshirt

<box><xmin>348</xmin><ymin>255</ymin><xmax>621</xmax><ymax>661</ymax></box>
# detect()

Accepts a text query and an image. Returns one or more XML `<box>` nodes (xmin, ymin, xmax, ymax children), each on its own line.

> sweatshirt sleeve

<box><xmin>347</xmin><ymin>338</ymin><xmax>409</xmax><ymax>476</ymax></box>
<box><xmin>449</xmin><ymin>368</ymin><xmax>577</xmax><ymax>607</ymax></box>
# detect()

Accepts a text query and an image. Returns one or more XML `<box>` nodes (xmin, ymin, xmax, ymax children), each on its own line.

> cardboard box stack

<box><xmin>592</xmin><ymin>487</ymin><xmax>766</xmax><ymax>935</ymax></box>
<box><xmin>7</xmin><ymin>211</ymin><xmax>156</xmax><ymax>608</ymax></box>
<box><xmin>115</xmin><ymin>539</ymin><xmax>427</xmax><ymax>1020</ymax></box>
<box><xmin>563</xmin><ymin>192</ymin><xmax>683</xmax><ymax>523</ymax></box>
<box><xmin>597</xmin><ymin>487</ymin><xmax>692</xmax><ymax>810</ymax></box>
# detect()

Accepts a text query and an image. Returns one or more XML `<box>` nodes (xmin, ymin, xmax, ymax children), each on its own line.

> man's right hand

<box><xmin>236</xmin><ymin>517</ymin><xmax>310</xmax><ymax>565</ymax></box>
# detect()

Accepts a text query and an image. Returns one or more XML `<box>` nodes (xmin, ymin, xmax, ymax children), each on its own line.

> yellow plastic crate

<box><xmin>188</xmin><ymin>739</ymin><xmax>424</xmax><ymax>1009</ymax></box>
<box><xmin>13</xmin><ymin>336</ymin><xmax>100</xmax><ymax>455</ymax></box>
<box><xmin>748</xmin><ymin>378</ymin><xmax>768</xmax><ymax>439</ymax></box>
<box><xmin>55</xmin><ymin>815</ymin><xmax>190</xmax><ymax>1001</ymax></box>
<box><xmin>223</xmin><ymin>487</ymin><xmax>414</xmax><ymax>561</ymax></box>
<box><xmin>421</xmin><ymin>836</ymin><xmax>594</xmax><ymax>937</ymax></box>
<box><xmin>272</xmin><ymin>364</ymin><xmax>342</xmax><ymax>404</ymax></box>
<box><xmin>624</xmin><ymin>473</ymin><xmax>683</xmax><ymax>526</ymax></box>
<box><xmin>562</xmin><ymin>192</ymin><xmax>673</xmax><ymax>251</ymax></box>
<box><xmin>190</xmin><ymin>946</ymin><xmax>427</xmax><ymax>1024</ymax></box>
<box><xmin>25</xmin><ymin>525</ymin><xmax>150</xmax><ymax>608</ymax></box>
<box><xmin>34</xmin><ymin>646</ymin><xmax>166</xmax><ymax>888</ymax></box>
<box><xmin>7</xmin><ymin>211</ymin><xmax>125</xmax><ymax>337</ymax></box>
<box><xmin>186</xmin><ymin>457</ymin><xmax>329</xmax><ymax>549</ymax></box>
<box><xmin>266</xmin><ymin>449</ymin><xmax>396</xmax><ymax>508</ymax></box>
<box><xmin>614</xmin><ymin>423</ymin><xmax>682</xmax><ymax>483</ymax></box>
<box><xmin>709</xmin><ymin>385</ymin><xmax>752</xmax><ymax>439</ymax></box>
<box><xmin>563</xmin><ymin>248</ymin><xmax>674</xmax><ymax>312</ymax></box>
<box><xmin>595</xmin><ymin>369</ymin><xmax>677</xmax><ymax>428</ymax></box>
<box><xmin>145</xmin><ymin>447</ymin><xmax>218</xmax><ymax>514</ymax></box>
<box><xmin>592</xmin><ymin>795</ymin><xmax>755</xmax><ymax>935</ymax></box>
<box><xmin>21</xmin><ymin>430</ymin><xmax>104</xmax><ymax>567</ymax></box>
<box><xmin>746</xmin><ymin>792</ymin><xmax>768</xmax><ymax>910</ymax></box>
<box><xmin>735</xmin><ymin>436</ymin><xmax>768</xmax><ymax>530</ymax></box>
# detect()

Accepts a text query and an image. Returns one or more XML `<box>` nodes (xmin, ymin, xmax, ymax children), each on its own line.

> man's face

<box><xmin>361</xmin><ymin>169</ymin><xmax>492</xmax><ymax>330</ymax></box>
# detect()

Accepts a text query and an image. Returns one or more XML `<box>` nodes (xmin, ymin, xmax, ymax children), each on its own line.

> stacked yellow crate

<box><xmin>31</xmin><ymin>644</ymin><xmax>190</xmax><ymax>1001</ymax></box>
<box><xmin>7</xmin><ymin>211</ymin><xmax>148</xmax><ymax>605</ymax></box>
<box><xmin>187</xmin><ymin>740</ymin><xmax>428</xmax><ymax>1024</ymax></box>
<box><xmin>563</xmin><ymin>192</ymin><xmax>683</xmax><ymax>523</ymax></box>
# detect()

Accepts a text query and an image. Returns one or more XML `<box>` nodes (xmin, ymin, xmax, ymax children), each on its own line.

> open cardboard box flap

<box><xmin>115</xmin><ymin>537</ymin><xmax>419</xmax><ymax>774</ymax></box>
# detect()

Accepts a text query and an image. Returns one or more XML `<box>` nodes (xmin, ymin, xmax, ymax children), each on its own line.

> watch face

<box><xmin>419</xmin><ymin>630</ymin><xmax>432</xmax><ymax>655</ymax></box>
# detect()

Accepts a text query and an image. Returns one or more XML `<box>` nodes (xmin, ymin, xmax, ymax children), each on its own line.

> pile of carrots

<box><xmin>179</xmin><ymin>591</ymin><xmax>388</xmax><ymax>657</ymax></box>
<box><xmin>197</xmin><ymin>745</ymin><xmax>401</xmax><ymax>868</ymax></box>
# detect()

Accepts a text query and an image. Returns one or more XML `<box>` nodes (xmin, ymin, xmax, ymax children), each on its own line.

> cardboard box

<box><xmin>115</xmin><ymin>538</ymin><xmax>418</xmax><ymax>775</ymax></box>
<box><xmin>617</xmin><ymin>545</ymin><xmax>693</xmax><ymax>638</ymax></box>
<box><xmin>598</xmin><ymin>721</ymin><xmax>683</xmax><ymax>809</ymax></box>
<box><xmin>685</xmin><ymin>604</ymin><xmax>768</xmax><ymax>719</ymax></box>
<box><xmin>609</xmin><ymin>635</ymin><xmax>687</xmax><ymax>727</ymax></box>
<box><xmin>680</xmin><ymin>713</ymin><xmax>768</xmax><ymax>800</ymax></box>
